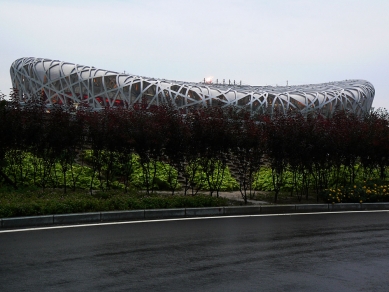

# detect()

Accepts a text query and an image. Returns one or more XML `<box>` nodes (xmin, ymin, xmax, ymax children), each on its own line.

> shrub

<box><xmin>319</xmin><ymin>179</ymin><xmax>389</xmax><ymax>203</ymax></box>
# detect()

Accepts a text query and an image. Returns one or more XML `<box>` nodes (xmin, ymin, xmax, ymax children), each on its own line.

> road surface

<box><xmin>1</xmin><ymin>211</ymin><xmax>389</xmax><ymax>291</ymax></box>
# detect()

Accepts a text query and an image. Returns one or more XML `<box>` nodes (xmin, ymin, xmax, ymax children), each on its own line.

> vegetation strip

<box><xmin>2</xmin><ymin>94</ymin><xmax>389</xmax><ymax>206</ymax></box>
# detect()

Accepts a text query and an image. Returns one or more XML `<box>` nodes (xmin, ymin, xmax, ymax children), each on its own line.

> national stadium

<box><xmin>10</xmin><ymin>57</ymin><xmax>375</xmax><ymax>116</ymax></box>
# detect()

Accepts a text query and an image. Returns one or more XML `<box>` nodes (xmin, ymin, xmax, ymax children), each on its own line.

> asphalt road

<box><xmin>1</xmin><ymin>212</ymin><xmax>389</xmax><ymax>291</ymax></box>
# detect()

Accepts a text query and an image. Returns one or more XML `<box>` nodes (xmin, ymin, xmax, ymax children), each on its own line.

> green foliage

<box><xmin>83</xmin><ymin>150</ymin><xmax>238</xmax><ymax>191</ymax></box>
<box><xmin>215</xmin><ymin>166</ymin><xmax>239</xmax><ymax>191</ymax></box>
<box><xmin>253</xmin><ymin>167</ymin><xmax>294</xmax><ymax>192</ymax></box>
<box><xmin>4</xmin><ymin>152</ymin><xmax>100</xmax><ymax>189</ymax></box>
<box><xmin>2</xmin><ymin>150</ymin><xmax>239</xmax><ymax>192</ymax></box>
<box><xmin>253</xmin><ymin>165</ymin><xmax>389</xmax><ymax>201</ymax></box>
<box><xmin>185</xmin><ymin>162</ymin><xmax>239</xmax><ymax>192</ymax></box>
<box><xmin>131</xmin><ymin>160</ymin><xmax>180</xmax><ymax>190</ymax></box>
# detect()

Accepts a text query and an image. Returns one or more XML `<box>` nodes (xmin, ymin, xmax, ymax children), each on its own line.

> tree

<box><xmin>190</xmin><ymin>107</ymin><xmax>232</xmax><ymax>197</ymax></box>
<box><xmin>264</xmin><ymin>113</ymin><xmax>289</xmax><ymax>203</ymax></box>
<box><xmin>130</xmin><ymin>102</ymin><xmax>168</xmax><ymax>195</ymax></box>
<box><xmin>229</xmin><ymin>109</ymin><xmax>264</xmax><ymax>204</ymax></box>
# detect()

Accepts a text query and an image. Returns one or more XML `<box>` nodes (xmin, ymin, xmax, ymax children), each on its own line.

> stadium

<box><xmin>10</xmin><ymin>57</ymin><xmax>375</xmax><ymax>116</ymax></box>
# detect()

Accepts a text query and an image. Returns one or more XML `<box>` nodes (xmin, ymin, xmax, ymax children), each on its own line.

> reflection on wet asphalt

<box><xmin>1</xmin><ymin>212</ymin><xmax>389</xmax><ymax>291</ymax></box>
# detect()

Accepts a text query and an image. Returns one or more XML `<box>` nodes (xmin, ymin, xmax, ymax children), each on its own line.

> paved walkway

<box><xmin>217</xmin><ymin>191</ymin><xmax>269</xmax><ymax>204</ymax></box>
<box><xmin>156</xmin><ymin>190</ymin><xmax>270</xmax><ymax>204</ymax></box>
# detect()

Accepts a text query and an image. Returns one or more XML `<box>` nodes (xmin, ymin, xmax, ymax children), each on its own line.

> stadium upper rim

<box><xmin>10</xmin><ymin>57</ymin><xmax>375</xmax><ymax>116</ymax></box>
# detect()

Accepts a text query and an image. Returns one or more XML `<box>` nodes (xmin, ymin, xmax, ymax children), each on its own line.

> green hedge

<box><xmin>0</xmin><ymin>188</ymin><xmax>230</xmax><ymax>218</ymax></box>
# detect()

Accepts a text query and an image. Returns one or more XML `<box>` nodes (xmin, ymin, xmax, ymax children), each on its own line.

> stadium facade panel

<box><xmin>10</xmin><ymin>57</ymin><xmax>375</xmax><ymax>116</ymax></box>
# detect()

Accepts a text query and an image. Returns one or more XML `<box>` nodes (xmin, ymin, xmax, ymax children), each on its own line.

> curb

<box><xmin>1</xmin><ymin>203</ymin><xmax>389</xmax><ymax>228</ymax></box>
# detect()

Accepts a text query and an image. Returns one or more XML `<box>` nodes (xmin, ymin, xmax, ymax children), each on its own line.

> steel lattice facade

<box><xmin>10</xmin><ymin>57</ymin><xmax>375</xmax><ymax>116</ymax></box>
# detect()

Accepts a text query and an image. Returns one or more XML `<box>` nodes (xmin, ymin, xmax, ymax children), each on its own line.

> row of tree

<box><xmin>1</xmin><ymin>91</ymin><xmax>389</xmax><ymax>203</ymax></box>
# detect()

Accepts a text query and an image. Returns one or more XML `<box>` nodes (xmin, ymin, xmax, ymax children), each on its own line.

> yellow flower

<box><xmin>360</xmin><ymin>200</ymin><xmax>363</xmax><ymax>203</ymax></box>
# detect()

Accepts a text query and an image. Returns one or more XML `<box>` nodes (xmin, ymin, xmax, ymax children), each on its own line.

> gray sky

<box><xmin>1</xmin><ymin>0</ymin><xmax>388</xmax><ymax>108</ymax></box>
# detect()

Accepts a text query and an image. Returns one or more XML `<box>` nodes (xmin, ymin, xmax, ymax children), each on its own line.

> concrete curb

<box><xmin>54</xmin><ymin>213</ymin><xmax>101</xmax><ymax>224</ymax></box>
<box><xmin>260</xmin><ymin>205</ymin><xmax>296</xmax><ymax>214</ymax></box>
<box><xmin>186</xmin><ymin>207</ymin><xmax>224</xmax><ymax>217</ymax></box>
<box><xmin>361</xmin><ymin>203</ymin><xmax>389</xmax><ymax>210</ymax></box>
<box><xmin>224</xmin><ymin>206</ymin><xmax>261</xmax><ymax>215</ymax></box>
<box><xmin>101</xmin><ymin>210</ymin><xmax>145</xmax><ymax>221</ymax></box>
<box><xmin>145</xmin><ymin>208</ymin><xmax>185</xmax><ymax>219</ymax></box>
<box><xmin>2</xmin><ymin>215</ymin><xmax>54</xmax><ymax>228</ymax></box>
<box><xmin>296</xmin><ymin>204</ymin><xmax>329</xmax><ymax>212</ymax></box>
<box><xmin>330</xmin><ymin>203</ymin><xmax>361</xmax><ymax>211</ymax></box>
<box><xmin>1</xmin><ymin>203</ymin><xmax>389</xmax><ymax>228</ymax></box>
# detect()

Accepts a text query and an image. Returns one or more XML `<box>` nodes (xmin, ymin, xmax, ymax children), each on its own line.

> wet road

<box><xmin>1</xmin><ymin>212</ymin><xmax>389</xmax><ymax>291</ymax></box>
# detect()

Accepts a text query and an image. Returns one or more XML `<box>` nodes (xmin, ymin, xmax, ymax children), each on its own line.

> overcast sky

<box><xmin>0</xmin><ymin>0</ymin><xmax>388</xmax><ymax>108</ymax></box>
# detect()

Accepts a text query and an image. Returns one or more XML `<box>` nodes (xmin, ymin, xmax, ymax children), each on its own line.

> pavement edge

<box><xmin>1</xmin><ymin>203</ymin><xmax>389</xmax><ymax>228</ymax></box>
